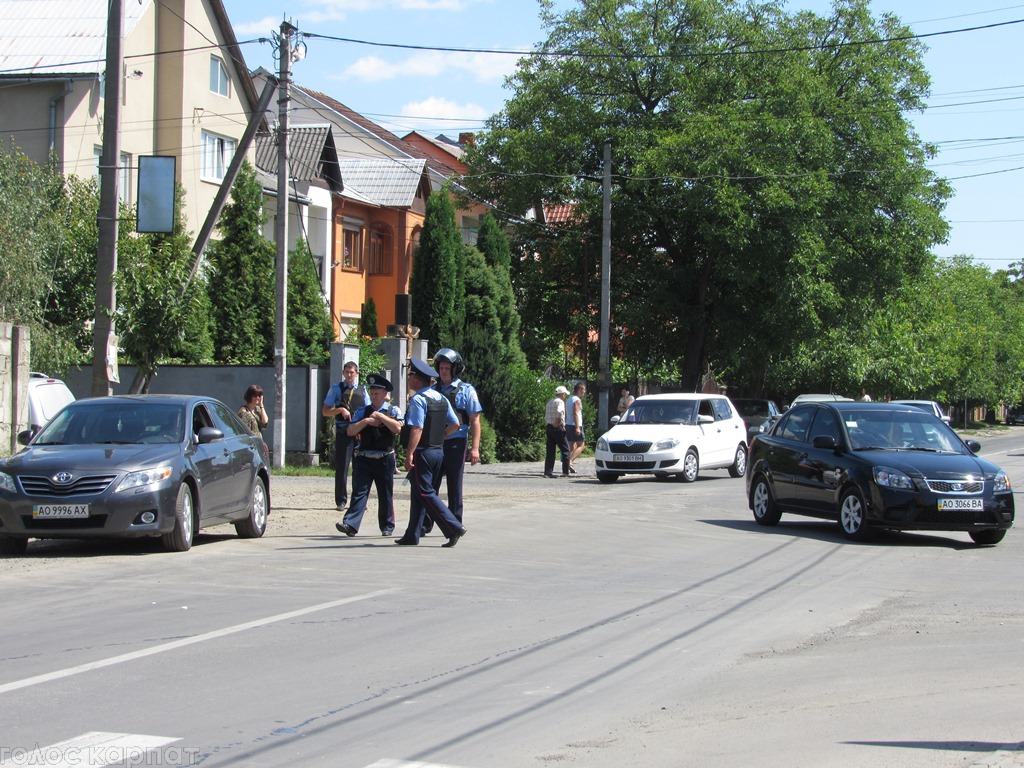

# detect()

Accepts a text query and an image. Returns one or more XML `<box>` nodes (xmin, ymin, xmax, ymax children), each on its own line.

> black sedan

<box><xmin>0</xmin><ymin>395</ymin><xmax>270</xmax><ymax>555</ymax></box>
<box><xmin>745</xmin><ymin>402</ymin><xmax>1013</xmax><ymax>544</ymax></box>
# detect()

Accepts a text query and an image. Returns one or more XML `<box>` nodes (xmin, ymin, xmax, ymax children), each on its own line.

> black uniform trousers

<box><xmin>342</xmin><ymin>452</ymin><xmax>396</xmax><ymax>534</ymax></box>
<box><xmin>545</xmin><ymin>423</ymin><xmax>570</xmax><ymax>476</ymax></box>
<box><xmin>421</xmin><ymin>434</ymin><xmax>468</xmax><ymax>534</ymax></box>
<box><xmin>401</xmin><ymin>445</ymin><xmax>464</xmax><ymax>544</ymax></box>
<box><xmin>334</xmin><ymin>423</ymin><xmax>355</xmax><ymax>507</ymax></box>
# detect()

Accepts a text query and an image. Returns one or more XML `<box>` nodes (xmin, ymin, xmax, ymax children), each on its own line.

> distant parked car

<box><xmin>732</xmin><ymin>398</ymin><xmax>781</xmax><ymax>441</ymax></box>
<box><xmin>594</xmin><ymin>393</ymin><xmax>747</xmax><ymax>483</ymax></box>
<box><xmin>26</xmin><ymin>372</ymin><xmax>75</xmax><ymax>433</ymax></box>
<box><xmin>1006</xmin><ymin>407</ymin><xmax>1024</xmax><ymax>426</ymax></box>
<box><xmin>891</xmin><ymin>399</ymin><xmax>950</xmax><ymax>424</ymax></box>
<box><xmin>746</xmin><ymin>401</ymin><xmax>1014</xmax><ymax>545</ymax></box>
<box><xmin>0</xmin><ymin>394</ymin><xmax>270</xmax><ymax>555</ymax></box>
<box><xmin>789</xmin><ymin>393</ymin><xmax>855</xmax><ymax>406</ymax></box>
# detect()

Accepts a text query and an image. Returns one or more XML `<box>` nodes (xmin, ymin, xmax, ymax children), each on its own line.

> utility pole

<box><xmin>91</xmin><ymin>0</ymin><xmax>123</xmax><ymax>396</ymax></box>
<box><xmin>272</xmin><ymin>21</ymin><xmax>302</xmax><ymax>468</ymax></box>
<box><xmin>597</xmin><ymin>139</ymin><xmax>612</xmax><ymax>430</ymax></box>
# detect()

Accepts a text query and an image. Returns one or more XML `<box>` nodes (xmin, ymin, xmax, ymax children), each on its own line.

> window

<box><xmin>368</xmin><ymin>225</ymin><xmax>392</xmax><ymax>275</ymax></box>
<box><xmin>201</xmin><ymin>131</ymin><xmax>235</xmax><ymax>181</ymax></box>
<box><xmin>343</xmin><ymin>227</ymin><xmax>362</xmax><ymax>270</ymax></box>
<box><xmin>209</xmin><ymin>56</ymin><xmax>230</xmax><ymax>97</ymax></box>
<box><xmin>119</xmin><ymin>152</ymin><xmax>131</xmax><ymax>205</ymax></box>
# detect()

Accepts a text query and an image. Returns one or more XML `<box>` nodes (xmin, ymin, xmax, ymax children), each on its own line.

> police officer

<box><xmin>395</xmin><ymin>357</ymin><xmax>467</xmax><ymax>548</ymax></box>
<box><xmin>322</xmin><ymin>361</ymin><xmax>367</xmax><ymax>511</ymax></box>
<box><xmin>335</xmin><ymin>374</ymin><xmax>403</xmax><ymax>537</ymax></box>
<box><xmin>432</xmin><ymin>347</ymin><xmax>482</xmax><ymax>523</ymax></box>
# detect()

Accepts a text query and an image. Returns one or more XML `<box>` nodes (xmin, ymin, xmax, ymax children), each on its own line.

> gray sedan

<box><xmin>0</xmin><ymin>395</ymin><xmax>270</xmax><ymax>555</ymax></box>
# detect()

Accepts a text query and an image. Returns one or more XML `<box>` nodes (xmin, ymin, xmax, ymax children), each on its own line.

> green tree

<box><xmin>287</xmin><ymin>239</ymin><xmax>333</xmax><ymax>365</ymax></box>
<box><xmin>116</xmin><ymin>185</ymin><xmax>213</xmax><ymax>392</ymax></box>
<box><xmin>475</xmin><ymin>212</ymin><xmax>526</xmax><ymax>368</ymax></box>
<box><xmin>205</xmin><ymin>160</ymin><xmax>275</xmax><ymax>364</ymax></box>
<box><xmin>359</xmin><ymin>297</ymin><xmax>379</xmax><ymax>338</ymax></box>
<box><xmin>464</xmin><ymin>0</ymin><xmax>949</xmax><ymax>391</ymax></box>
<box><xmin>411</xmin><ymin>191</ymin><xmax>463</xmax><ymax>349</ymax></box>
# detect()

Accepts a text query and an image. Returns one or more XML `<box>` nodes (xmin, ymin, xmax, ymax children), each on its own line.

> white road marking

<box><xmin>366</xmin><ymin>761</ymin><xmax>474</xmax><ymax>768</ymax></box>
<box><xmin>0</xmin><ymin>589</ymin><xmax>396</xmax><ymax>696</ymax></box>
<box><xmin>0</xmin><ymin>731</ymin><xmax>178</xmax><ymax>767</ymax></box>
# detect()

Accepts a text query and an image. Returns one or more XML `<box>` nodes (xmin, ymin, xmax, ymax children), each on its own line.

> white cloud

<box><xmin>232</xmin><ymin>16</ymin><xmax>287</xmax><ymax>36</ymax></box>
<box><xmin>342</xmin><ymin>50</ymin><xmax>519</xmax><ymax>83</ymax></box>
<box><xmin>402</xmin><ymin>96</ymin><xmax>489</xmax><ymax>124</ymax></box>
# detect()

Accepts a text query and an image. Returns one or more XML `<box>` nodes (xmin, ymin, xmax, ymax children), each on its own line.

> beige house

<box><xmin>0</xmin><ymin>0</ymin><xmax>259</xmax><ymax>235</ymax></box>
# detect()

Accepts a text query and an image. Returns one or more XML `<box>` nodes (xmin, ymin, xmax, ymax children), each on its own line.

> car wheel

<box><xmin>728</xmin><ymin>444</ymin><xmax>747</xmax><ymax>478</ymax></box>
<box><xmin>0</xmin><ymin>536</ymin><xmax>29</xmax><ymax>556</ymax></box>
<box><xmin>596</xmin><ymin>471</ymin><xmax>620</xmax><ymax>484</ymax></box>
<box><xmin>838</xmin><ymin>488</ymin><xmax>871</xmax><ymax>541</ymax></box>
<box><xmin>680</xmin><ymin>449</ymin><xmax>699</xmax><ymax>483</ymax></box>
<box><xmin>235</xmin><ymin>475</ymin><xmax>269</xmax><ymax>538</ymax></box>
<box><xmin>162</xmin><ymin>482</ymin><xmax>196</xmax><ymax>552</ymax></box>
<box><xmin>969</xmin><ymin>529</ymin><xmax>1006</xmax><ymax>546</ymax></box>
<box><xmin>751</xmin><ymin>476</ymin><xmax>782</xmax><ymax>526</ymax></box>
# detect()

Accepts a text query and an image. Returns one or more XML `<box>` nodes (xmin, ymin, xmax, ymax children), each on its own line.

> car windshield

<box><xmin>734</xmin><ymin>400</ymin><xmax>769</xmax><ymax>418</ymax></box>
<box><xmin>844</xmin><ymin>409</ymin><xmax>965</xmax><ymax>453</ymax></box>
<box><xmin>34</xmin><ymin>402</ymin><xmax>186</xmax><ymax>445</ymax></box>
<box><xmin>622</xmin><ymin>400</ymin><xmax>697</xmax><ymax>425</ymax></box>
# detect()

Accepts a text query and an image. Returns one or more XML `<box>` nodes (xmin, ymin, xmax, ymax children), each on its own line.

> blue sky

<box><xmin>224</xmin><ymin>0</ymin><xmax>1024</xmax><ymax>270</ymax></box>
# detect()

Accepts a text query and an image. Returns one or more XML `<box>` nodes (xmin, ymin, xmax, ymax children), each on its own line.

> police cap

<box><xmin>366</xmin><ymin>373</ymin><xmax>393</xmax><ymax>392</ymax></box>
<box><xmin>408</xmin><ymin>357</ymin><xmax>438</xmax><ymax>381</ymax></box>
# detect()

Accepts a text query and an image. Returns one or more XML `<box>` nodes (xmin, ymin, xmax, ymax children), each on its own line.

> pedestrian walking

<box><xmin>322</xmin><ymin>360</ymin><xmax>367</xmax><ymax>511</ymax></box>
<box><xmin>335</xmin><ymin>374</ymin><xmax>403</xmax><ymax>538</ymax></box>
<box><xmin>395</xmin><ymin>358</ymin><xmax>467</xmax><ymax>548</ymax></box>
<box><xmin>432</xmin><ymin>347</ymin><xmax>483</xmax><ymax>522</ymax></box>
<box><xmin>567</xmin><ymin>382</ymin><xmax>587</xmax><ymax>473</ymax></box>
<box><xmin>544</xmin><ymin>385</ymin><xmax>570</xmax><ymax>478</ymax></box>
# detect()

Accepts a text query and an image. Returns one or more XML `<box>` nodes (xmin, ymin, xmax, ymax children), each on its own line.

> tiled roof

<box><xmin>338</xmin><ymin>158</ymin><xmax>426</xmax><ymax>207</ymax></box>
<box><xmin>544</xmin><ymin>203</ymin><xmax>580</xmax><ymax>225</ymax></box>
<box><xmin>297</xmin><ymin>85</ymin><xmax>461</xmax><ymax>179</ymax></box>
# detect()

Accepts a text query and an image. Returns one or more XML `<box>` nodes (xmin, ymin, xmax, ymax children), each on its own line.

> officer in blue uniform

<box><xmin>432</xmin><ymin>348</ymin><xmax>483</xmax><ymax>523</ymax></box>
<box><xmin>335</xmin><ymin>374</ymin><xmax>403</xmax><ymax>538</ymax></box>
<box><xmin>395</xmin><ymin>358</ymin><xmax>467</xmax><ymax>548</ymax></box>
<box><xmin>322</xmin><ymin>361</ymin><xmax>367</xmax><ymax>510</ymax></box>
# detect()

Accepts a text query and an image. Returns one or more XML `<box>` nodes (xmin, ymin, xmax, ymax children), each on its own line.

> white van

<box><xmin>27</xmin><ymin>373</ymin><xmax>76</xmax><ymax>433</ymax></box>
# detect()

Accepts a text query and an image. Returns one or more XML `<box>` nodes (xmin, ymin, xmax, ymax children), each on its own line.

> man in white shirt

<box><xmin>544</xmin><ymin>386</ymin><xmax>571</xmax><ymax>478</ymax></box>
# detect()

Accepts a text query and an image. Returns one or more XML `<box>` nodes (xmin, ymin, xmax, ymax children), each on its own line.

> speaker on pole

<box><xmin>395</xmin><ymin>294</ymin><xmax>412</xmax><ymax>326</ymax></box>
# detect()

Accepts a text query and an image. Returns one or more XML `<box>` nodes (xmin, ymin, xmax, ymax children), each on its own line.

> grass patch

<box><xmin>273</xmin><ymin>464</ymin><xmax>335</xmax><ymax>477</ymax></box>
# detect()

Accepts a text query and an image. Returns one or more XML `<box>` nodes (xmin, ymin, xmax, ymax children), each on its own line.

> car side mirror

<box><xmin>697</xmin><ymin>414</ymin><xmax>714</xmax><ymax>425</ymax></box>
<box><xmin>610</xmin><ymin>415</ymin><xmax>621</xmax><ymax>425</ymax></box>
<box><xmin>965</xmin><ymin>439</ymin><xmax>981</xmax><ymax>454</ymax></box>
<box><xmin>812</xmin><ymin>434</ymin><xmax>838</xmax><ymax>450</ymax></box>
<box><xmin>17</xmin><ymin>429</ymin><xmax>36</xmax><ymax>446</ymax></box>
<box><xmin>197</xmin><ymin>426</ymin><xmax>224</xmax><ymax>444</ymax></box>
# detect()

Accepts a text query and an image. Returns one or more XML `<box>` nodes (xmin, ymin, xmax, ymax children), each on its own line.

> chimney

<box><xmin>458</xmin><ymin>132</ymin><xmax>476</xmax><ymax>147</ymax></box>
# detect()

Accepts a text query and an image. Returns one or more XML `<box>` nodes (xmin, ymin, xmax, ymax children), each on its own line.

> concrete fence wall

<box><xmin>0</xmin><ymin>323</ymin><xmax>31</xmax><ymax>455</ymax></box>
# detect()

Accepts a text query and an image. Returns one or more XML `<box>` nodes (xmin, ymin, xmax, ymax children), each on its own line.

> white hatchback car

<box><xmin>595</xmin><ymin>393</ymin><xmax>748</xmax><ymax>483</ymax></box>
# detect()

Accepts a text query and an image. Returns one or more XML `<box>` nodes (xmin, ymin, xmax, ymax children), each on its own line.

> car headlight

<box><xmin>597</xmin><ymin>437</ymin><xmax>609</xmax><ymax>452</ymax></box>
<box><xmin>873</xmin><ymin>466</ymin><xmax>914</xmax><ymax>490</ymax></box>
<box><xmin>116</xmin><ymin>466</ymin><xmax>173</xmax><ymax>492</ymax></box>
<box><xmin>654</xmin><ymin>437</ymin><xmax>680</xmax><ymax>451</ymax></box>
<box><xmin>0</xmin><ymin>471</ymin><xmax>15</xmax><ymax>494</ymax></box>
<box><xmin>994</xmin><ymin>470</ymin><xmax>1012</xmax><ymax>493</ymax></box>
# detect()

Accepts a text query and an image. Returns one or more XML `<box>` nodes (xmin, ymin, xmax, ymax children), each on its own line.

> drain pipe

<box><xmin>49</xmin><ymin>79</ymin><xmax>74</xmax><ymax>157</ymax></box>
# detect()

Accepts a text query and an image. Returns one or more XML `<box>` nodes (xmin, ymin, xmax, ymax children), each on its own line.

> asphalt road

<box><xmin>1</xmin><ymin>432</ymin><xmax>1023</xmax><ymax>768</ymax></box>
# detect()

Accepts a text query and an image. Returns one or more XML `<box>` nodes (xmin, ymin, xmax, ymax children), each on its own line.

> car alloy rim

<box><xmin>183</xmin><ymin>490</ymin><xmax>194</xmax><ymax>542</ymax></box>
<box><xmin>684</xmin><ymin>453</ymin><xmax>698</xmax><ymax>479</ymax></box>
<box><xmin>754</xmin><ymin>483</ymin><xmax>768</xmax><ymax>517</ymax></box>
<box><xmin>736</xmin><ymin>449</ymin><xmax>746</xmax><ymax>474</ymax></box>
<box><xmin>841</xmin><ymin>495</ymin><xmax>862</xmax><ymax>533</ymax></box>
<box><xmin>253</xmin><ymin>483</ymin><xmax>267</xmax><ymax>528</ymax></box>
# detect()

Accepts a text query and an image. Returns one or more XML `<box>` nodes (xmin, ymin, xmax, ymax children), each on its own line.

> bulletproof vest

<box><xmin>337</xmin><ymin>383</ymin><xmax>365</xmax><ymax>420</ymax></box>
<box><xmin>360</xmin><ymin>407</ymin><xmax>395</xmax><ymax>452</ymax></box>
<box><xmin>421</xmin><ymin>394</ymin><xmax>449</xmax><ymax>448</ymax></box>
<box><xmin>435</xmin><ymin>382</ymin><xmax>469</xmax><ymax>426</ymax></box>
